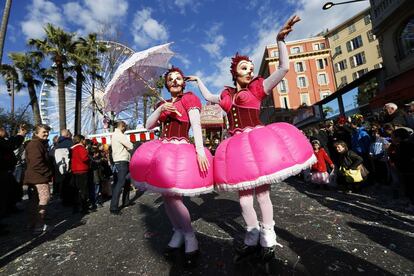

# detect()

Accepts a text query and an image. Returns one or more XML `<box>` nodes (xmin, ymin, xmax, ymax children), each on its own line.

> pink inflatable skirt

<box><xmin>214</xmin><ymin>122</ymin><xmax>316</xmax><ymax>191</ymax></box>
<box><xmin>129</xmin><ymin>140</ymin><xmax>214</xmax><ymax>196</ymax></box>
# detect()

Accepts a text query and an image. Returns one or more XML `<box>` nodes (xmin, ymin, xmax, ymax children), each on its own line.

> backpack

<box><xmin>55</xmin><ymin>148</ymin><xmax>71</xmax><ymax>175</ymax></box>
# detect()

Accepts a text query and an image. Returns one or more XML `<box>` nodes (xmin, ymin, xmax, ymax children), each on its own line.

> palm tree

<box><xmin>0</xmin><ymin>63</ymin><xmax>21</xmax><ymax>120</ymax></box>
<box><xmin>6</xmin><ymin>51</ymin><xmax>54</xmax><ymax>125</ymax></box>
<box><xmin>0</xmin><ymin>0</ymin><xmax>12</xmax><ymax>65</ymax></box>
<box><xmin>29</xmin><ymin>24</ymin><xmax>75</xmax><ymax>130</ymax></box>
<box><xmin>69</xmin><ymin>33</ymin><xmax>106</xmax><ymax>134</ymax></box>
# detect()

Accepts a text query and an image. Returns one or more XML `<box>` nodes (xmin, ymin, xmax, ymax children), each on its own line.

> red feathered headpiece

<box><xmin>164</xmin><ymin>66</ymin><xmax>186</xmax><ymax>90</ymax></box>
<box><xmin>230</xmin><ymin>52</ymin><xmax>252</xmax><ymax>84</ymax></box>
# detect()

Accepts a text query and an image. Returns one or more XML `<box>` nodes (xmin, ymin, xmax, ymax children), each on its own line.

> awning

<box><xmin>369</xmin><ymin>68</ymin><xmax>414</xmax><ymax>108</ymax></box>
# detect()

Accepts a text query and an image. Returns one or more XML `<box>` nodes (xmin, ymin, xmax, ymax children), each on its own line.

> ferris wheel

<box><xmin>39</xmin><ymin>41</ymin><xmax>144</xmax><ymax>135</ymax></box>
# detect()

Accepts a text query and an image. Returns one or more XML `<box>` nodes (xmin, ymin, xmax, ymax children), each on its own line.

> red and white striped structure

<box><xmin>87</xmin><ymin>128</ymin><xmax>157</xmax><ymax>145</ymax></box>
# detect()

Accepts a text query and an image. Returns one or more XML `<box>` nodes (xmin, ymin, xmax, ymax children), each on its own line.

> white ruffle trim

<box><xmin>133</xmin><ymin>181</ymin><xmax>214</xmax><ymax>197</ymax></box>
<box><xmin>216</xmin><ymin>154</ymin><xmax>317</xmax><ymax>192</ymax></box>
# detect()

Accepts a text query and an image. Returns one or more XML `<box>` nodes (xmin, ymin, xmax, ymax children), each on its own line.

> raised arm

<box><xmin>263</xmin><ymin>15</ymin><xmax>301</xmax><ymax>95</ymax></box>
<box><xmin>188</xmin><ymin>109</ymin><xmax>209</xmax><ymax>172</ymax></box>
<box><xmin>263</xmin><ymin>40</ymin><xmax>289</xmax><ymax>94</ymax></box>
<box><xmin>186</xmin><ymin>76</ymin><xmax>220</xmax><ymax>104</ymax></box>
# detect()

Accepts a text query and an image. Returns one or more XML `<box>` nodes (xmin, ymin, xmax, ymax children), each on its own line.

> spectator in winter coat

<box><xmin>384</xmin><ymin>103</ymin><xmax>410</xmax><ymax>127</ymax></box>
<box><xmin>0</xmin><ymin>125</ymin><xmax>27</xmax><ymax>235</ymax></box>
<box><xmin>71</xmin><ymin>135</ymin><xmax>90</xmax><ymax>213</ymax></box>
<box><xmin>405</xmin><ymin>101</ymin><xmax>414</xmax><ymax>129</ymax></box>
<box><xmin>54</xmin><ymin>129</ymin><xmax>74</xmax><ymax>206</ymax></box>
<box><xmin>369</xmin><ymin>123</ymin><xmax>390</xmax><ymax>186</ymax></box>
<box><xmin>391</xmin><ymin>128</ymin><xmax>414</xmax><ymax>212</ymax></box>
<box><xmin>334</xmin><ymin>140</ymin><xmax>364</xmax><ymax>192</ymax></box>
<box><xmin>24</xmin><ymin>124</ymin><xmax>53</xmax><ymax>235</ymax></box>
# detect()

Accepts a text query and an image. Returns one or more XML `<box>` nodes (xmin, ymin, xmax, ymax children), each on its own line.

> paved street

<box><xmin>1</xmin><ymin>178</ymin><xmax>413</xmax><ymax>275</ymax></box>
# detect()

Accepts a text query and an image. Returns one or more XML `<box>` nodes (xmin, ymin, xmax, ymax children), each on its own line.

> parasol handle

<box><xmin>133</xmin><ymin>71</ymin><xmax>182</xmax><ymax>117</ymax></box>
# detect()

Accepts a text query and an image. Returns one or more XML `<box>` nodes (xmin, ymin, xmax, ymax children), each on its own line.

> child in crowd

<box><xmin>310</xmin><ymin>140</ymin><xmax>334</xmax><ymax>188</ymax></box>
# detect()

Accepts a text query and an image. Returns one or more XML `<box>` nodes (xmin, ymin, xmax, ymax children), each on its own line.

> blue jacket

<box><xmin>351</xmin><ymin>127</ymin><xmax>370</xmax><ymax>156</ymax></box>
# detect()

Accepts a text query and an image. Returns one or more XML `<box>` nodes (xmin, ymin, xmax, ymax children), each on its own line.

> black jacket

<box><xmin>337</xmin><ymin>150</ymin><xmax>363</xmax><ymax>170</ymax></box>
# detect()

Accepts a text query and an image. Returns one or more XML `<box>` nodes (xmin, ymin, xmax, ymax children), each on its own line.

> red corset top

<box><xmin>160</xmin><ymin>118</ymin><xmax>190</xmax><ymax>141</ymax></box>
<box><xmin>227</xmin><ymin>105</ymin><xmax>262</xmax><ymax>135</ymax></box>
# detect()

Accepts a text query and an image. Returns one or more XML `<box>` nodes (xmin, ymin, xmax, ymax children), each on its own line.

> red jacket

<box><xmin>71</xmin><ymin>144</ymin><xmax>89</xmax><ymax>174</ymax></box>
<box><xmin>311</xmin><ymin>148</ymin><xmax>333</xmax><ymax>173</ymax></box>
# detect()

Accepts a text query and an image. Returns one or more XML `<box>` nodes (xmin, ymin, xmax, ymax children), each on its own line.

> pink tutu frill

<box><xmin>311</xmin><ymin>171</ymin><xmax>330</xmax><ymax>185</ymax></box>
<box><xmin>129</xmin><ymin>139</ymin><xmax>214</xmax><ymax>196</ymax></box>
<box><xmin>214</xmin><ymin>122</ymin><xmax>316</xmax><ymax>191</ymax></box>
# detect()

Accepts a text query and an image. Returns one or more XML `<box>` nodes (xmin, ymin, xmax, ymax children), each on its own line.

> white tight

<box><xmin>238</xmin><ymin>184</ymin><xmax>273</xmax><ymax>228</ymax></box>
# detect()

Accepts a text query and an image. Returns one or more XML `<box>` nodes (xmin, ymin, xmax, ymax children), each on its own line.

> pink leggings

<box><xmin>28</xmin><ymin>184</ymin><xmax>50</xmax><ymax>227</ymax></box>
<box><xmin>163</xmin><ymin>195</ymin><xmax>193</xmax><ymax>233</ymax></box>
<box><xmin>239</xmin><ymin>184</ymin><xmax>273</xmax><ymax>228</ymax></box>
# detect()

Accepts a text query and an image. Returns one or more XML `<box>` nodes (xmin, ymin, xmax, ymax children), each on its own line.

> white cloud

<box><xmin>175</xmin><ymin>53</ymin><xmax>191</xmax><ymax>69</ymax></box>
<box><xmin>192</xmin><ymin>56</ymin><xmax>233</xmax><ymax>91</ymax></box>
<box><xmin>63</xmin><ymin>0</ymin><xmax>128</xmax><ymax>36</ymax></box>
<box><xmin>201</xmin><ymin>23</ymin><xmax>226</xmax><ymax>59</ymax></box>
<box><xmin>290</xmin><ymin>0</ymin><xmax>370</xmax><ymax>39</ymax></box>
<box><xmin>174</xmin><ymin>0</ymin><xmax>191</xmax><ymax>13</ymax></box>
<box><xmin>20</xmin><ymin>0</ymin><xmax>65</xmax><ymax>39</ymax></box>
<box><xmin>131</xmin><ymin>8</ymin><xmax>169</xmax><ymax>48</ymax></box>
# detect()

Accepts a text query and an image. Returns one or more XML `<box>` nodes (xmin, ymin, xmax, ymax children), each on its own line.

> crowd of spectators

<box><xmin>0</xmin><ymin>121</ymin><xmax>134</xmax><ymax>236</ymax></box>
<box><xmin>304</xmin><ymin>101</ymin><xmax>414</xmax><ymax>212</ymax></box>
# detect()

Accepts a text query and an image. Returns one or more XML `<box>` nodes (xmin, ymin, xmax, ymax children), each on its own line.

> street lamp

<box><xmin>322</xmin><ymin>0</ymin><xmax>367</xmax><ymax>10</ymax></box>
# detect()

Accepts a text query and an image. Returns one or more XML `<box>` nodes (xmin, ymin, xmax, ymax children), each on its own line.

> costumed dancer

<box><xmin>187</xmin><ymin>16</ymin><xmax>315</xmax><ymax>261</ymax></box>
<box><xmin>129</xmin><ymin>67</ymin><xmax>214</xmax><ymax>266</ymax></box>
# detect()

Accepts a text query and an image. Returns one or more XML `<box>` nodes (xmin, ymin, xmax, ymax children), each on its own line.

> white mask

<box><xmin>236</xmin><ymin>60</ymin><xmax>254</xmax><ymax>78</ymax></box>
<box><xmin>166</xmin><ymin>71</ymin><xmax>184</xmax><ymax>91</ymax></box>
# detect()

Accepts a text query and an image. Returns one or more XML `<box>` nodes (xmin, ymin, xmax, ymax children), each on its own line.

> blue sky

<box><xmin>0</xmin><ymin>0</ymin><xmax>369</xmax><ymax>111</ymax></box>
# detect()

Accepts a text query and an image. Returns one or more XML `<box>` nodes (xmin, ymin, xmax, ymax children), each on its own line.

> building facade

<box><xmin>259</xmin><ymin>36</ymin><xmax>336</xmax><ymax>123</ymax></box>
<box><xmin>369</xmin><ymin>0</ymin><xmax>414</xmax><ymax>107</ymax></box>
<box><xmin>325</xmin><ymin>8</ymin><xmax>383</xmax><ymax>89</ymax></box>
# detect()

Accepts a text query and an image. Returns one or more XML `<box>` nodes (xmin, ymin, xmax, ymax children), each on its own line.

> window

<box><xmin>320</xmin><ymin>91</ymin><xmax>330</xmax><ymax>99</ymax></box>
<box><xmin>280</xmin><ymin>96</ymin><xmax>289</xmax><ymax>109</ymax></box>
<box><xmin>374</xmin><ymin>63</ymin><xmax>383</xmax><ymax>69</ymax></box>
<box><xmin>350</xmin><ymin>52</ymin><xmax>366</xmax><ymax>68</ymax></box>
<box><xmin>333</xmin><ymin>32</ymin><xmax>339</xmax><ymax>41</ymax></box>
<box><xmin>367</xmin><ymin>30</ymin><xmax>375</xmax><ymax>42</ymax></box>
<box><xmin>317</xmin><ymin>73</ymin><xmax>328</xmax><ymax>85</ymax></box>
<box><xmin>278</xmin><ymin>79</ymin><xmax>288</xmax><ymax>93</ymax></box>
<box><xmin>348</xmin><ymin>24</ymin><xmax>356</xmax><ymax>34</ymax></box>
<box><xmin>295</xmin><ymin>61</ymin><xmax>305</xmax><ymax>72</ymax></box>
<box><xmin>316</xmin><ymin>58</ymin><xmax>328</xmax><ymax>70</ymax></box>
<box><xmin>297</xmin><ymin>76</ymin><xmax>307</xmax><ymax>88</ymax></box>
<box><xmin>300</xmin><ymin>93</ymin><xmax>310</xmax><ymax>106</ymax></box>
<box><xmin>291</xmin><ymin>46</ymin><xmax>302</xmax><ymax>54</ymax></box>
<box><xmin>346</xmin><ymin>35</ymin><xmax>363</xmax><ymax>52</ymax></box>
<box><xmin>352</xmin><ymin>68</ymin><xmax>368</xmax><ymax>80</ymax></box>
<box><xmin>398</xmin><ymin>17</ymin><xmax>414</xmax><ymax>58</ymax></box>
<box><xmin>334</xmin><ymin>46</ymin><xmax>342</xmax><ymax>55</ymax></box>
<box><xmin>340</xmin><ymin>76</ymin><xmax>348</xmax><ymax>86</ymax></box>
<box><xmin>377</xmin><ymin>44</ymin><xmax>382</xmax><ymax>58</ymax></box>
<box><xmin>271</xmin><ymin>50</ymin><xmax>279</xmax><ymax>58</ymax></box>
<box><xmin>335</xmin><ymin>59</ymin><xmax>347</xmax><ymax>72</ymax></box>
<box><xmin>364</xmin><ymin>14</ymin><xmax>371</xmax><ymax>25</ymax></box>
<box><xmin>312</xmin><ymin>42</ymin><xmax>326</xmax><ymax>51</ymax></box>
